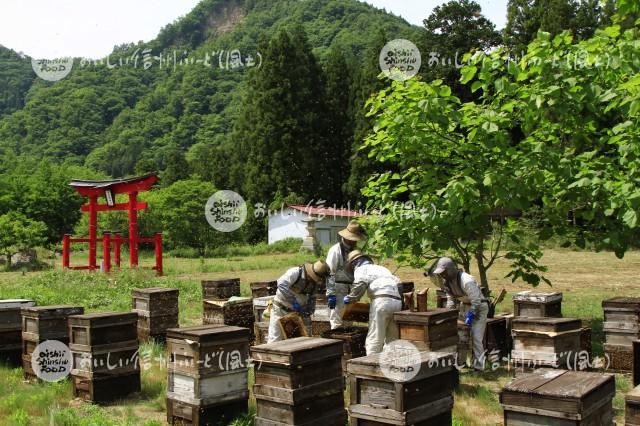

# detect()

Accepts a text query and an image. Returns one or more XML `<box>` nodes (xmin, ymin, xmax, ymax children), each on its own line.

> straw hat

<box><xmin>304</xmin><ymin>260</ymin><xmax>330</xmax><ymax>284</ymax></box>
<box><xmin>338</xmin><ymin>220</ymin><xmax>367</xmax><ymax>242</ymax></box>
<box><xmin>346</xmin><ymin>250</ymin><xmax>372</xmax><ymax>271</ymax></box>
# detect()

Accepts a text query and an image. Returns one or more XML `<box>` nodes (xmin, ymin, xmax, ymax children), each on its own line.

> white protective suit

<box><xmin>443</xmin><ymin>269</ymin><xmax>489</xmax><ymax>370</ymax></box>
<box><xmin>325</xmin><ymin>241</ymin><xmax>354</xmax><ymax>329</ymax></box>
<box><xmin>267</xmin><ymin>266</ymin><xmax>316</xmax><ymax>343</ymax></box>
<box><xmin>344</xmin><ymin>264</ymin><xmax>403</xmax><ymax>355</ymax></box>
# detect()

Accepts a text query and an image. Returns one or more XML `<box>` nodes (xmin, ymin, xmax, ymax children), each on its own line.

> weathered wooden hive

<box><xmin>68</xmin><ymin>312</ymin><xmax>140</xmax><ymax>402</ymax></box>
<box><xmin>458</xmin><ymin>316</ymin><xmax>510</xmax><ymax>365</ymax></box>
<box><xmin>203</xmin><ymin>297</ymin><xmax>254</xmax><ymax>336</ymax></box>
<box><xmin>251</xmin><ymin>337</ymin><xmax>346</xmax><ymax>426</ymax></box>
<box><xmin>132</xmin><ymin>287</ymin><xmax>179</xmax><ymax>342</ymax></box>
<box><xmin>513</xmin><ymin>291</ymin><xmax>563</xmax><ymax>318</ymax></box>
<box><xmin>166</xmin><ymin>325</ymin><xmax>250</xmax><ymax>425</ymax></box>
<box><xmin>250</xmin><ymin>280</ymin><xmax>277</xmax><ymax>299</ymax></box>
<box><xmin>322</xmin><ymin>326</ymin><xmax>367</xmax><ymax>372</ymax></box>
<box><xmin>201</xmin><ymin>278</ymin><xmax>240</xmax><ymax>300</ymax></box>
<box><xmin>0</xmin><ymin>299</ymin><xmax>35</xmax><ymax>366</ymax></box>
<box><xmin>500</xmin><ymin>368</ymin><xmax>615</xmax><ymax>425</ymax></box>
<box><xmin>347</xmin><ymin>351</ymin><xmax>456</xmax><ymax>425</ymax></box>
<box><xmin>627</xmin><ymin>385</ymin><xmax>640</xmax><ymax>426</ymax></box>
<box><xmin>22</xmin><ymin>305</ymin><xmax>84</xmax><ymax>380</ymax></box>
<box><xmin>254</xmin><ymin>321</ymin><xmax>270</xmax><ymax>345</ymax></box>
<box><xmin>602</xmin><ymin>297</ymin><xmax>640</xmax><ymax>371</ymax></box>
<box><xmin>511</xmin><ymin>317</ymin><xmax>582</xmax><ymax>369</ymax></box>
<box><xmin>394</xmin><ymin>308</ymin><xmax>458</xmax><ymax>352</ymax></box>
<box><xmin>436</xmin><ymin>290</ymin><xmax>448</xmax><ymax>309</ymax></box>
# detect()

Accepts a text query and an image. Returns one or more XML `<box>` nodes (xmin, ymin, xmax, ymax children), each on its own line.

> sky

<box><xmin>0</xmin><ymin>0</ymin><xmax>508</xmax><ymax>59</ymax></box>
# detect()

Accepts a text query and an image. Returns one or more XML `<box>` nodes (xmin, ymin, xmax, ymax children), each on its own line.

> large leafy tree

<box><xmin>362</xmin><ymin>0</ymin><xmax>639</xmax><ymax>289</ymax></box>
<box><xmin>0</xmin><ymin>212</ymin><xmax>47</xmax><ymax>269</ymax></box>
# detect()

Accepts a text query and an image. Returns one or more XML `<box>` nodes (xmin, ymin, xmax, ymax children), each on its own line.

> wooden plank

<box><xmin>254</xmin><ymin>356</ymin><xmax>343</xmax><ymax>389</ymax></box>
<box><xmin>512</xmin><ymin>317</ymin><xmax>582</xmax><ymax>333</ymax></box>
<box><xmin>513</xmin><ymin>291</ymin><xmax>563</xmax><ymax>303</ymax></box>
<box><xmin>255</xmin><ymin>391</ymin><xmax>344</xmax><ymax>424</ymax></box>
<box><xmin>393</xmin><ymin>309</ymin><xmax>458</xmax><ymax>325</ymax></box>
<box><xmin>254</xmin><ymin>409</ymin><xmax>345</xmax><ymax>426</ymax></box>
<box><xmin>602</xmin><ymin>298</ymin><xmax>640</xmax><ymax>311</ymax></box>
<box><xmin>251</xmin><ymin>337</ymin><xmax>343</xmax><ymax>367</ymax></box>
<box><xmin>348</xmin><ymin>395</ymin><xmax>453</xmax><ymax>425</ymax></box>
<box><xmin>253</xmin><ymin>377</ymin><xmax>344</xmax><ymax>405</ymax></box>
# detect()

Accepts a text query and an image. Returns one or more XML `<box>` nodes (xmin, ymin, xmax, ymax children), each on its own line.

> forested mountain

<box><xmin>0</xmin><ymin>0</ymin><xmax>417</xmax><ymax>189</ymax></box>
<box><xmin>0</xmin><ymin>46</ymin><xmax>34</xmax><ymax>118</ymax></box>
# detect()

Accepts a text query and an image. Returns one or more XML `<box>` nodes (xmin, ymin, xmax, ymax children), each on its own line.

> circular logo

<box><xmin>379</xmin><ymin>340</ymin><xmax>422</xmax><ymax>382</ymax></box>
<box><xmin>205</xmin><ymin>190</ymin><xmax>247</xmax><ymax>232</ymax></box>
<box><xmin>379</xmin><ymin>39</ymin><xmax>421</xmax><ymax>81</ymax></box>
<box><xmin>31</xmin><ymin>340</ymin><xmax>72</xmax><ymax>382</ymax></box>
<box><xmin>31</xmin><ymin>57</ymin><xmax>74</xmax><ymax>82</ymax></box>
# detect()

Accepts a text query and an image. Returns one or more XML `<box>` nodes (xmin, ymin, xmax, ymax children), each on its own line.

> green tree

<box><xmin>0</xmin><ymin>212</ymin><xmax>47</xmax><ymax>269</ymax></box>
<box><xmin>361</xmin><ymin>0</ymin><xmax>640</xmax><ymax>289</ymax></box>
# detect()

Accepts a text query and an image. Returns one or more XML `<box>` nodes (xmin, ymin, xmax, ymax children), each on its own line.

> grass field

<box><xmin>0</xmin><ymin>249</ymin><xmax>637</xmax><ymax>425</ymax></box>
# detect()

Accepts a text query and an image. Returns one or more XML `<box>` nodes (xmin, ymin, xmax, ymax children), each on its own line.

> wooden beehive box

<box><xmin>511</xmin><ymin>317</ymin><xmax>582</xmax><ymax>368</ymax></box>
<box><xmin>251</xmin><ymin>281</ymin><xmax>278</xmax><ymax>299</ymax></box>
<box><xmin>168</xmin><ymin>369</ymin><xmax>248</xmax><ymax>406</ymax></box>
<box><xmin>203</xmin><ymin>298</ymin><xmax>254</xmax><ymax>330</ymax></box>
<box><xmin>166</xmin><ymin>325</ymin><xmax>250</xmax><ymax>376</ymax></box>
<box><xmin>68</xmin><ymin>312</ymin><xmax>138</xmax><ymax>351</ymax></box>
<box><xmin>137</xmin><ymin>314</ymin><xmax>179</xmax><ymax>341</ymax></box>
<box><xmin>0</xmin><ymin>299</ymin><xmax>35</xmax><ymax>330</ymax></box>
<box><xmin>603</xmin><ymin>298</ymin><xmax>640</xmax><ymax>369</ymax></box>
<box><xmin>22</xmin><ymin>305</ymin><xmax>84</xmax><ymax>342</ymax></box>
<box><xmin>253</xmin><ymin>296</ymin><xmax>274</xmax><ymax>323</ymax></box>
<box><xmin>458</xmin><ymin>317</ymin><xmax>510</xmax><ymax>365</ymax></box>
<box><xmin>347</xmin><ymin>351</ymin><xmax>456</xmax><ymax>425</ymax></box>
<box><xmin>201</xmin><ymin>278</ymin><xmax>240</xmax><ymax>300</ymax></box>
<box><xmin>132</xmin><ymin>287</ymin><xmax>179</xmax><ymax>316</ymax></box>
<box><xmin>513</xmin><ymin>291</ymin><xmax>563</xmax><ymax>318</ymax></box>
<box><xmin>635</xmin><ymin>340</ymin><xmax>640</xmax><ymax>386</ymax></box>
<box><xmin>342</xmin><ymin>302</ymin><xmax>370</xmax><ymax>323</ymax></box>
<box><xmin>436</xmin><ymin>290</ymin><xmax>448</xmax><ymax>309</ymax></box>
<box><xmin>252</xmin><ymin>337</ymin><xmax>345</xmax><ymax>426</ymax></box>
<box><xmin>322</xmin><ymin>326</ymin><xmax>367</xmax><ymax>372</ymax></box>
<box><xmin>72</xmin><ymin>371</ymin><xmax>140</xmax><ymax>403</ymax></box>
<box><xmin>394</xmin><ymin>309</ymin><xmax>458</xmax><ymax>351</ymax></box>
<box><xmin>70</xmin><ymin>341</ymin><xmax>139</xmax><ymax>379</ymax></box>
<box><xmin>167</xmin><ymin>397</ymin><xmax>247</xmax><ymax>426</ymax></box>
<box><xmin>500</xmin><ymin>369</ymin><xmax>615</xmax><ymax>425</ymax></box>
<box><xmin>627</xmin><ymin>385</ymin><xmax>640</xmax><ymax>426</ymax></box>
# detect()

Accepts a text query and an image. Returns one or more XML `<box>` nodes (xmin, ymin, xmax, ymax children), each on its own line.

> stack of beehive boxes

<box><xmin>22</xmin><ymin>305</ymin><xmax>84</xmax><ymax>380</ymax></box>
<box><xmin>458</xmin><ymin>317</ymin><xmax>509</xmax><ymax>366</ymax></box>
<box><xmin>602</xmin><ymin>297</ymin><xmax>640</xmax><ymax>371</ymax></box>
<box><xmin>511</xmin><ymin>317</ymin><xmax>582</xmax><ymax>369</ymax></box>
<box><xmin>501</xmin><ymin>369</ymin><xmax>615</xmax><ymax>425</ymax></box>
<box><xmin>252</xmin><ymin>337</ymin><xmax>346</xmax><ymax>425</ymax></box>
<box><xmin>322</xmin><ymin>326</ymin><xmax>367</xmax><ymax>373</ymax></box>
<box><xmin>347</xmin><ymin>351</ymin><xmax>456</xmax><ymax>425</ymax></box>
<box><xmin>513</xmin><ymin>291</ymin><xmax>563</xmax><ymax>317</ymax></box>
<box><xmin>69</xmin><ymin>312</ymin><xmax>140</xmax><ymax>402</ymax></box>
<box><xmin>394</xmin><ymin>308</ymin><xmax>458</xmax><ymax>352</ymax></box>
<box><xmin>202</xmin><ymin>279</ymin><xmax>254</xmax><ymax>336</ymax></box>
<box><xmin>132</xmin><ymin>287</ymin><xmax>179</xmax><ymax>342</ymax></box>
<box><xmin>0</xmin><ymin>299</ymin><xmax>34</xmax><ymax>366</ymax></box>
<box><xmin>166</xmin><ymin>325</ymin><xmax>250</xmax><ymax>425</ymax></box>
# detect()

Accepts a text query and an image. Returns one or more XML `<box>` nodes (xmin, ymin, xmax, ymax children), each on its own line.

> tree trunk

<box><xmin>474</xmin><ymin>241</ymin><xmax>490</xmax><ymax>295</ymax></box>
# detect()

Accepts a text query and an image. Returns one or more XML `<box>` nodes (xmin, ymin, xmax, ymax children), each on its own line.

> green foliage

<box><xmin>0</xmin><ymin>211</ymin><xmax>47</xmax><ymax>269</ymax></box>
<box><xmin>362</xmin><ymin>3</ymin><xmax>639</xmax><ymax>287</ymax></box>
<box><xmin>0</xmin><ymin>46</ymin><xmax>34</xmax><ymax>118</ymax></box>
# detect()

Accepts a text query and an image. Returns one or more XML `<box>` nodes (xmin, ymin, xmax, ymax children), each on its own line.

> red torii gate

<box><xmin>62</xmin><ymin>173</ymin><xmax>163</xmax><ymax>276</ymax></box>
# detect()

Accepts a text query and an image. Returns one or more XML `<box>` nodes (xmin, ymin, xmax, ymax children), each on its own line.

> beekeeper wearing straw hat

<box><xmin>326</xmin><ymin>220</ymin><xmax>367</xmax><ymax>329</ymax></box>
<box><xmin>426</xmin><ymin>257</ymin><xmax>489</xmax><ymax>372</ymax></box>
<box><xmin>343</xmin><ymin>251</ymin><xmax>403</xmax><ymax>355</ymax></box>
<box><xmin>267</xmin><ymin>260</ymin><xmax>330</xmax><ymax>343</ymax></box>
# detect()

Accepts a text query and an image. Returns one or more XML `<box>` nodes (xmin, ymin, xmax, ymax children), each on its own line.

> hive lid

<box><xmin>0</xmin><ymin>299</ymin><xmax>36</xmax><ymax>309</ymax></box>
<box><xmin>68</xmin><ymin>312</ymin><xmax>138</xmax><ymax>325</ymax></box>
<box><xmin>502</xmin><ymin>369</ymin><xmax>614</xmax><ymax>401</ymax></box>
<box><xmin>512</xmin><ymin>317</ymin><xmax>582</xmax><ymax>333</ymax></box>
<box><xmin>347</xmin><ymin>350</ymin><xmax>455</xmax><ymax>381</ymax></box>
<box><xmin>513</xmin><ymin>291</ymin><xmax>563</xmax><ymax>303</ymax></box>
<box><xmin>165</xmin><ymin>324</ymin><xmax>250</xmax><ymax>343</ymax></box>
<box><xmin>627</xmin><ymin>385</ymin><xmax>640</xmax><ymax>403</ymax></box>
<box><xmin>251</xmin><ymin>337</ymin><xmax>343</xmax><ymax>366</ymax></box>
<box><xmin>393</xmin><ymin>308</ymin><xmax>458</xmax><ymax>323</ymax></box>
<box><xmin>602</xmin><ymin>297</ymin><xmax>640</xmax><ymax>311</ymax></box>
<box><xmin>21</xmin><ymin>305</ymin><xmax>84</xmax><ymax>317</ymax></box>
<box><xmin>202</xmin><ymin>278</ymin><xmax>240</xmax><ymax>285</ymax></box>
<box><xmin>204</xmin><ymin>297</ymin><xmax>252</xmax><ymax>307</ymax></box>
<box><xmin>132</xmin><ymin>287</ymin><xmax>179</xmax><ymax>295</ymax></box>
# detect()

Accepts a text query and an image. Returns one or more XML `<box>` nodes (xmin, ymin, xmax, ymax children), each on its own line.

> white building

<box><xmin>268</xmin><ymin>205</ymin><xmax>362</xmax><ymax>245</ymax></box>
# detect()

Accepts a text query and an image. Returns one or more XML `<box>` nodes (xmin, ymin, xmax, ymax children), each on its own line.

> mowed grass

<box><xmin>0</xmin><ymin>249</ymin><xmax>638</xmax><ymax>425</ymax></box>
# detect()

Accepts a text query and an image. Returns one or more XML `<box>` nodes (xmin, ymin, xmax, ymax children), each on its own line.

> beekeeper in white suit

<box><xmin>426</xmin><ymin>257</ymin><xmax>489</xmax><ymax>371</ymax></box>
<box><xmin>326</xmin><ymin>220</ymin><xmax>367</xmax><ymax>329</ymax></box>
<box><xmin>343</xmin><ymin>251</ymin><xmax>403</xmax><ymax>355</ymax></box>
<box><xmin>267</xmin><ymin>260</ymin><xmax>330</xmax><ymax>343</ymax></box>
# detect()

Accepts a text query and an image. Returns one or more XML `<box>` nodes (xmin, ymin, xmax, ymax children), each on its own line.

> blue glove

<box><xmin>292</xmin><ymin>302</ymin><xmax>302</xmax><ymax>313</ymax></box>
<box><xmin>464</xmin><ymin>311</ymin><xmax>474</xmax><ymax>326</ymax></box>
<box><xmin>343</xmin><ymin>296</ymin><xmax>351</xmax><ymax>305</ymax></box>
<box><xmin>327</xmin><ymin>295</ymin><xmax>337</xmax><ymax>310</ymax></box>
